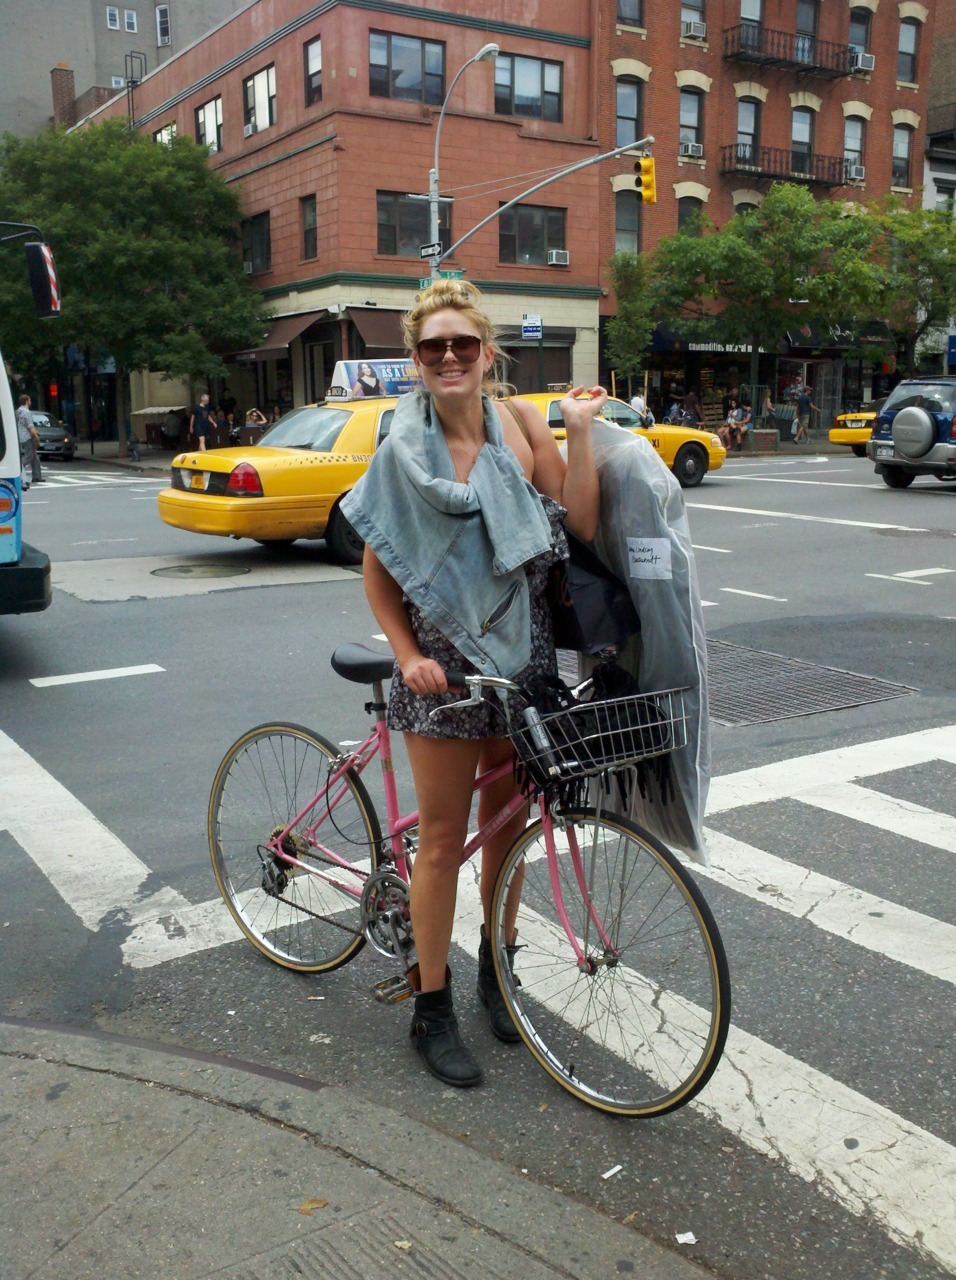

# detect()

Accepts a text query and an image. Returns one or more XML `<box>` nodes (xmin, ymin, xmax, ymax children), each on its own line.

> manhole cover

<box><xmin>558</xmin><ymin>642</ymin><xmax>914</xmax><ymax>727</ymax></box>
<box><xmin>151</xmin><ymin>564</ymin><xmax>252</xmax><ymax>578</ymax></box>
<box><xmin>706</xmin><ymin>639</ymin><xmax>913</xmax><ymax>725</ymax></box>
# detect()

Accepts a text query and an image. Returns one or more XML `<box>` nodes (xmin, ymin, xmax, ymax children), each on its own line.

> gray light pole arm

<box><xmin>430</xmin><ymin>43</ymin><xmax>499</xmax><ymax>280</ymax></box>
<box><xmin>438</xmin><ymin>135</ymin><xmax>654</xmax><ymax>267</ymax></box>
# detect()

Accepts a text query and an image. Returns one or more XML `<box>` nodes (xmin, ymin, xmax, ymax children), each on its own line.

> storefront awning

<box><xmin>347</xmin><ymin>307</ymin><xmax>405</xmax><ymax>353</ymax></box>
<box><xmin>784</xmin><ymin>320</ymin><xmax>895</xmax><ymax>350</ymax></box>
<box><xmin>239</xmin><ymin>311</ymin><xmax>324</xmax><ymax>362</ymax></box>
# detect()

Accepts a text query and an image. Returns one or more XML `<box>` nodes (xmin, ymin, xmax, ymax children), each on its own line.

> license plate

<box><xmin>876</xmin><ymin>446</ymin><xmax>893</xmax><ymax>460</ymax></box>
<box><xmin>190</xmin><ymin>472</ymin><xmax>209</xmax><ymax>491</ymax></box>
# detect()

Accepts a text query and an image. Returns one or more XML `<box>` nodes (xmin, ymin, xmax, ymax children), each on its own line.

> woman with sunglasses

<box><xmin>342</xmin><ymin>279</ymin><xmax>604</xmax><ymax>1088</ymax></box>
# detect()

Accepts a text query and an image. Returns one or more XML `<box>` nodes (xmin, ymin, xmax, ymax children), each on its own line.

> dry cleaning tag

<box><xmin>626</xmin><ymin>537</ymin><xmax>672</xmax><ymax>580</ymax></box>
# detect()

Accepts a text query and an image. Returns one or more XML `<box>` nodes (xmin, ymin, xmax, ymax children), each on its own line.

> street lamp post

<box><xmin>429</xmin><ymin>42</ymin><xmax>499</xmax><ymax>280</ymax></box>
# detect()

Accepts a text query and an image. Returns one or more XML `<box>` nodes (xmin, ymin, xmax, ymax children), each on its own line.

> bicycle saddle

<box><xmin>331</xmin><ymin>643</ymin><xmax>395</xmax><ymax>684</ymax></box>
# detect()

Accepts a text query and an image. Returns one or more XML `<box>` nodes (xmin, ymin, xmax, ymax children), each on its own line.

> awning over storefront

<box><xmin>347</xmin><ymin>307</ymin><xmax>405</xmax><ymax>353</ymax></box>
<box><xmin>239</xmin><ymin>311</ymin><xmax>323</xmax><ymax>361</ymax></box>
<box><xmin>784</xmin><ymin>320</ymin><xmax>895</xmax><ymax>350</ymax></box>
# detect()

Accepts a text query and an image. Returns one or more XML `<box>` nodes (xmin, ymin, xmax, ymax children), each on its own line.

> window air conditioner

<box><xmin>680</xmin><ymin>142</ymin><xmax>704</xmax><ymax>158</ymax></box>
<box><xmin>681</xmin><ymin>20</ymin><xmax>706</xmax><ymax>39</ymax></box>
<box><xmin>848</xmin><ymin>164</ymin><xmax>866</xmax><ymax>181</ymax></box>
<box><xmin>243</xmin><ymin>261</ymin><xmax>254</xmax><ymax>274</ymax></box>
<box><xmin>547</xmin><ymin>249</ymin><xmax>570</xmax><ymax>266</ymax></box>
<box><xmin>243</xmin><ymin>122</ymin><xmax>257</xmax><ymax>138</ymax></box>
<box><xmin>849</xmin><ymin>50</ymin><xmax>875</xmax><ymax>73</ymax></box>
<box><xmin>158</xmin><ymin>36</ymin><xmax>170</xmax><ymax>46</ymax></box>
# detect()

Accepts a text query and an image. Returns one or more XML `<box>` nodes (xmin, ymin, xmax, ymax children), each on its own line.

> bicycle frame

<box><xmin>264</xmin><ymin>677</ymin><xmax>608</xmax><ymax>970</ymax></box>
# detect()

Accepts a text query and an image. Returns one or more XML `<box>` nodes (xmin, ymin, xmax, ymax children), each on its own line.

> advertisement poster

<box><xmin>328</xmin><ymin>359</ymin><xmax>421</xmax><ymax>400</ymax></box>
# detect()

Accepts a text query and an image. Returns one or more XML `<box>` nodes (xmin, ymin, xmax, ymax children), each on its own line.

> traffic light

<box><xmin>635</xmin><ymin>156</ymin><xmax>656</xmax><ymax>204</ymax></box>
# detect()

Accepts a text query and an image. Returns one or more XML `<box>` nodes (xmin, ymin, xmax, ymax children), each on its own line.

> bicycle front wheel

<box><xmin>490</xmin><ymin>808</ymin><xmax>730</xmax><ymax>1117</ymax></box>
<box><xmin>209</xmin><ymin>723</ymin><xmax>383</xmax><ymax>972</ymax></box>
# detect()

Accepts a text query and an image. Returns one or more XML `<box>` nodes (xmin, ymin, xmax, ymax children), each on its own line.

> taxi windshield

<box><xmin>258</xmin><ymin>406</ymin><xmax>351</xmax><ymax>451</ymax></box>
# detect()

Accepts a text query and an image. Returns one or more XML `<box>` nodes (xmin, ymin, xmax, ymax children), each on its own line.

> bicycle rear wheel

<box><xmin>209</xmin><ymin>723</ymin><xmax>383</xmax><ymax>972</ymax></box>
<box><xmin>490</xmin><ymin>808</ymin><xmax>729</xmax><ymax>1117</ymax></box>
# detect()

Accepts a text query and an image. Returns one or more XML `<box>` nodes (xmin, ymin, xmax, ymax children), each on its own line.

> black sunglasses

<box><xmin>416</xmin><ymin>335</ymin><xmax>482</xmax><ymax>367</ymax></box>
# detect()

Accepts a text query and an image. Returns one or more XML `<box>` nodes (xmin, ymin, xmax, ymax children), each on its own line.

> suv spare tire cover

<box><xmin>891</xmin><ymin>405</ymin><xmax>935</xmax><ymax>459</ymax></box>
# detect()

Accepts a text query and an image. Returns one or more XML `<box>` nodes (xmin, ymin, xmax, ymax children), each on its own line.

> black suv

<box><xmin>866</xmin><ymin>377</ymin><xmax>956</xmax><ymax>488</ymax></box>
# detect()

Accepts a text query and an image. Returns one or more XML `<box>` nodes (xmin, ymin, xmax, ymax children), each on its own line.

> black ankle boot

<box><xmin>477</xmin><ymin>926</ymin><xmax>522</xmax><ymax>1044</ymax></box>
<box><xmin>408</xmin><ymin>967</ymin><xmax>483</xmax><ymax>1088</ymax></box>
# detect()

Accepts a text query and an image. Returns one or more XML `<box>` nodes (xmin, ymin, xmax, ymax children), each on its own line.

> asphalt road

<box><xmin>1</xmin><ymin>450</ymin><xmax>954</xmax><ymax>1280</ymax></box>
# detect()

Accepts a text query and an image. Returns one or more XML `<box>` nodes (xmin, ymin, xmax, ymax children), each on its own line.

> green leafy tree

<box><xmin>639</xmin><ymin>184</ymin><xmax>883</xmax><ymax>389</ymax></box>
<box><xmin>0</xmin><ymin>119</ymin><xmax>266</xmax><ymax>422</ymax></box>
<box><xmin>605</xmin><ymin>252</ymin><xmax>656</xmax><ymax>393</ymax></box>
<box><xmin>870</xmin><ymin>199</ymin><xmax>956</xmax><ymax>375</ymax></box>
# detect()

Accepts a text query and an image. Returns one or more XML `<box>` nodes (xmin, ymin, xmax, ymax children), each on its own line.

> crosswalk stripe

<box><xmin>707</xmin><ymin>724</ymin><xmax>956</xmax><ymax>814</ymax></box>
<box><xmin>798</xmin><ymin>780</ymin><xmax>956</xmax><ymax>853</ymax></box>
<box><xmin>700</xmin><ymin>828</ymin><xmax>956</xmax><ymax>984</ymax></box>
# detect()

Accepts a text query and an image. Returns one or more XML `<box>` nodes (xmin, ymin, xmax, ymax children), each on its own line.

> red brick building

<box><xmin>83</xmin><ymin>0</ymin><xmax>934</xmax><ymax>412</ymax></box>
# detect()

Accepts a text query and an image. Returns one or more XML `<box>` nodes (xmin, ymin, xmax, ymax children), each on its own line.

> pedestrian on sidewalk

<box><xmin>189</xmin><ymin>393</ymin><xmax>214</xmax><ymax>452</ymax></box>
<box><xmin>16</xmin><ymin>394</ymin><xmax>42</xmax><ymax>486</ymax></box>
<box><xmin>794</xmin><ymin>386</ymin><xmax>819</xmax><ymax>443</ymax></box>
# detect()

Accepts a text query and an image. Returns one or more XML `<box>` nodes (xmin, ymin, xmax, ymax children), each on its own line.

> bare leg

<box><xmin>476</xmin><ymin>735</ymin><xmax>528</xmax><ymax>943</ymax></box>
<box><xmin>404</xmin><ymin>733</ymin><xmax>483</xmax><ymax>992</ymax></box>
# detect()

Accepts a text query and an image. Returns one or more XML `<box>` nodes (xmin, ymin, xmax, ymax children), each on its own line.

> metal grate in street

<box><xmin>558</xmin><ymin>642</ymin><xmax>914</xmax><ymax>727</ymax></box>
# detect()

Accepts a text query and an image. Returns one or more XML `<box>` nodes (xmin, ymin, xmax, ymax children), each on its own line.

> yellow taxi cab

<box><xmin>518</xmin><ymin>392</ymin><xmax>726</xmax><ymax>488</ymax></box>
<box><xmin>828</xmin><ymin>398</ymin><xmax>884</xmax><ymax>457</ymax></box>
<box><xmin>157</xmin><ymin>360</ymin><xmax>417</xmax><ymax>563</ymax></box>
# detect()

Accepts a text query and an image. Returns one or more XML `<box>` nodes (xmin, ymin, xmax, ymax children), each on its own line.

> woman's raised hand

<box><xmin>560</xmin><ymin>385</ymin><xmax>608</xmax><ymax>434</ymax></box>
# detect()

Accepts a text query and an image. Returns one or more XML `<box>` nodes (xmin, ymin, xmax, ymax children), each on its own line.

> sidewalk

<box><xmin>76</xmin><ymin>430</ymin><xmax>846</xmax><ymax>479</ymax></box>
<box><xmin>0</xmin><ymin>1019</ymin><xmax>714</xmax><ymax>1280</ymax></box>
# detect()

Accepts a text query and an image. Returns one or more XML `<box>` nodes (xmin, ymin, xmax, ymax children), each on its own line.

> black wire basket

<box><xmin>509</xmin><ymin>688</ymin><xmax>689</xmax><ymax>789</ymax></box>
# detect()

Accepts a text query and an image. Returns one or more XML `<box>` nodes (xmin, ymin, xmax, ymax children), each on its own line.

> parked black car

<box><xmin>31</xmin><ymin>411</ymin><xmax>76</xmax><ymax>461</ymax></box>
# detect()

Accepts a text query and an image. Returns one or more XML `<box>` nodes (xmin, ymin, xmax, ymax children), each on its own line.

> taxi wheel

<box><xmin>326</xmin><ymin>506</ymin><xmax>365</xmax><ymax>565</ymax></box>
<box><xmin>673</xmin><ymin>444</ymin><xmax>707</xmax><ymax>488</ymax></box>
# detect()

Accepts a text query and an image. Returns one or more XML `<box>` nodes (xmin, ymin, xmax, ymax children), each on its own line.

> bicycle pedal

<box><xmin>373</xmin><ymin>974</ymin><xmax>414</xmax><ymax>1004</ymax></box>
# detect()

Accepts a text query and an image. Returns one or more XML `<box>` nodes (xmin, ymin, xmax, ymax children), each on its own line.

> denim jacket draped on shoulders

<box><xmin>341</xmin><ymin>389</ymin><xmax>553</xmax><ymax>678</ymax></box>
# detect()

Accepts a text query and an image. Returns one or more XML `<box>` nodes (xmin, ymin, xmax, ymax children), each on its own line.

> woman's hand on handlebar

<box><xmin>400</xmin><ymin>654</ymin><xmax>449</xmax><ymax>695</ymax></box>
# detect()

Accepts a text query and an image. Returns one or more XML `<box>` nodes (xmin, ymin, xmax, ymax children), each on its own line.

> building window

<box><xmin>844</xmin><ymin>116</ymin><xmax>865</xmax><ymax>173</ymax></box>
<box><xmin>615</xmin><ymin>191</ymin><xmax>640</xmax><ymax>254</ymax></box>
<box><xmin>898</xmin><ymin>18</ymin><xmax>919</xmax><ymax>82</ymax></box>
<box><xmin>935</xmin><ymin>186</ymin><xmax>955</xmax><ymax>218</ymax></box>
<box><xmin>616</xmin><ymin>78</ymin><xmax>642</xmax><ymax>148</ymax></box>
<box><xmin>242</xmin><ymin>212</ymin><xmax>271</xmax><ymax>274</ymax></box>
<box><xmin>792</xmin><ymin>106</ymin><xmax>814</xmax><ymax>174</ymax></box>
<box><xmin>106</xmin><ymin>6</ymin><xmax>120</xmax><ymax>29</ymax></box>
<box><xmin>155</xmin><ymin>4</ymin><xmax>170</xmax><ymax>45</ymax></box>
<box><xmin>618</xmin><ymin>0</ymin><xmax>642</xmax><ymax>24</ymax></box>
<box><xmin>495</xmin><ymin>54</ymin><xmax>562</xmax><ymax>123</ymax></box>
<box><xmin>795</xmin><ymin>0</ymin><xmax>817</xmax><ymax>63</ymax></box>
<box><xmin>301</xmin><ymin>195</ymin><xmax>317</xmax><ymax>260</ymax></box>
<box><xmin>195</xmin><ymin>96</ymin><xmax>223</xmax><ymax>153</ymax></box>
<box><xmin>153</xmin><ymin>122</ymin><xmax>176</xmax><ymax>144</ymax></box>
<box><xmin>124</xmin><ymin>8</ymin><xmax>137</xmax><ymax>33</ymax></box>
<box><xmin>677</xmin><ymin>197</ymin><xmax>704</xmax><ymax>235</ymax></box>
<box><xmin>740</xmin><ymin>0</ymin><xmax>762</xmax><ymax>47</ymax></box>
<box><xmin>679</xmin><ymin>89</ymin><xmax>703</xmax><ymax>146</ymax></box>
<box><xmin>243</xmin><ymin>66</ymin><xmax>276</xmax><ymax>134</ymax></box>
<box><xmin>377</xmin><ymin>191</ymin><xmax>450</xmax><ymax>256</ymax></box>
<box><xmin>681</xmin><ymin>0</ymin><xmax>704</xmax><ymax>25</ymax></box>
<box><xmin>892</xmin><ymin>125</ymin><xmax>913</xmax><ymax>187</ymax></box>
<box><xmin>111</xmin><ymin>75</ymin><xmax>125</xmax><ymax>88</ymax></box>
<box><xmin>498</xmin><ymin>203</ymin><xmax>566</xmax><ymax>265</ymax></box>
<box><xmin>736</xmin><ymin>97</ymin><xmax>759</xmax><ymax>164</ymax></box>
<box><xmin>369</xmin><ymin>31</ymin><xmax>444</xmax><ymax>105</ymax></box>
<box><xmin>848</xmin><ymin>7</ymin><xmax>870</xmax><ymax>53</ymax></box>
<box><xmin>304</xmin><ymin>37</ymin><xmax>322</xmax><ymax>106</ymax></box>
<box><xmin>735</xmin><ymin>201</ymin><xmax>758</xmax><ymax>215</ymax></box>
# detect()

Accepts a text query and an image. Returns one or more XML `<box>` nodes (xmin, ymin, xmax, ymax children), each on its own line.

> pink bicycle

<box><xmin>208</xmin><ymin>643</ymin><xmax>730</xmax><ymax>1117</ymax></box>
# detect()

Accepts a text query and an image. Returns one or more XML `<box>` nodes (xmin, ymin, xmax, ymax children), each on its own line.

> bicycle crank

<box><xmin>360</xmin><ymin>866</ymin><xmax>414</xmax><ymax>959</ymax></box>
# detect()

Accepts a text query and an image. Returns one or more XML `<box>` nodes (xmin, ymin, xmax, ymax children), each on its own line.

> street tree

<box><xmin>605</xmin><ymin>252</ymin><xmax>656</xmax><ymax>398</ymax></box>
<box><xmin>641</xmin><ymin>183</ymin><xmax>883</xmax><ymax>391</ymax></box>
<box><xmin>869</xmin><ymin>199</ymin><xmax>956</xmax><ymax>375</ymax></box>
<box><xmin>0</xmin><ymin>119</ymin><xmax>266</xmax><ymax>425</ymax></box>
